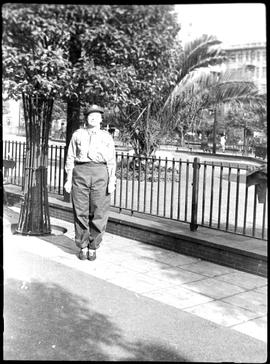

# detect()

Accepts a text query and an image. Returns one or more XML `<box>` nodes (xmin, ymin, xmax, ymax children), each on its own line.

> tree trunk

<box><xmin>63</xmin><ymin>30</ymin><xmax>82</xmax><ymax>202</ymax></box>
<box><xmin>63</xmin><ymin>99</ymin><xmax>81</xmax><ymax>202</ymax></box>
<box><xmin>16</xmin><ymin>93</ymin><xmax>54</xmax><ymax>235</ymax></box>
<box><xmin>145</xmin><ymin>103</ymin><xmax>150</xmax><ymax>157</ymax></box>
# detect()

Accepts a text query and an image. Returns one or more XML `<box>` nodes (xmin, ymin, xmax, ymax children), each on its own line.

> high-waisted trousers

<box><xmin>71</xmin><ymin>162</ymin><xmax>111</xmax><ymax>250</ymax></box>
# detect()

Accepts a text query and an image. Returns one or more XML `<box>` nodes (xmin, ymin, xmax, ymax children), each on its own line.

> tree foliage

<box><xmin>224</xmin><ymin>98</ymin><xmax>267</xmax><ymax>134</ymax></box>
<box><xmin>160</xmin><ymin>35</ymin><xmax>227</xmax><ymax>136</ymax></box>
<box><xmin>162</xmin><ymin>59</ymin><xmax>265</xmax><ymax>136</ymax></box>
<box><xmin>2</xmin><ymin>4</ymin><xmax>182</xmax><ymax>155</ymax></box>
<box><xmin>2</xmin><ymin>4</ymin><xmax>70</xmax><ymax>99</ymax></box>
<box><xmin>2</xmin><ymin>5</ymin><xmax>180</xmax><ymax>104</ymax></box>
<box><xmin>117</xmin><ymin>33</ymin><xmax>228</xmax><ymax>155</ymax></box>
<box><xmin>5</xmin><ymin>6</ymin><xmax>261</xmax><ymax>156</ymax></box>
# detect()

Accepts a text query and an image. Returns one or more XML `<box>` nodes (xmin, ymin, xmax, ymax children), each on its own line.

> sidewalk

<box><xmin>5</xmin><ymin>184</ymin><xmax>267</xmax><ymax>277</ymax></box>
<box><xmin>3</xmin><ymin>206</ymin><xmax>267</xmax><ymax>361</ymax></box>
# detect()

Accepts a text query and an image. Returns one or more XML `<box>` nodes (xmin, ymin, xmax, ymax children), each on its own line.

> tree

<box><xmin>2</xmin><ymin>4</ymin><xmax>183</xmax><ymax>227</ymax></box>
<box><xmin>224</xmin><ymin>99</ymin><xmax>267</xmax><ymax>153</ymax></box>
<box><xmin>160</xmin><ymin>35</ymin><xmax>227</xmax><ymax>145</ymax></box>
<box><xmin>170</xmin><ymin>92</ymin><xmax>211</xmax><ymax>146</ymax></box>
<box><xmin>4</xmin><ymin>4</ymin><xmax>185</xmax><ymax>154</ymax></box>
<box><xmin>2</xmin><ymin>4</ymin><xmax>76</xmax><ymax>234</ymax></box>
<box><xmin>162</xmin><ymin>55</ymin><xmax>264</xmax><ymax>153</ymax></box>
<box><xmin>69</xmin><ymin>4</ymin><xmax>182</xmax><ymax>156</ymax></box>
<box><xmin>103</xmin><ymin>5</ymin><xmax>181</xmax><ymax>156</ymax></box>
<box><xmin>51</xmin><ymin>100</ymin><xmax>67</xmax><ymax>124</ymax></box>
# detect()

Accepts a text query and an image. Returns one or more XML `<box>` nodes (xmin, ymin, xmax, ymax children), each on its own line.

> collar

<box><xmin>85</xmin><ymin>127</ymin><xmax>100</xmax><ymax>135</ymax></box>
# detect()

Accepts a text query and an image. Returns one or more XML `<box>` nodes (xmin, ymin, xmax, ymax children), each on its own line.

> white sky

<box><xmin>175</xmin><ymin>3</ymin><xmax>266</xmax><ymax>46</ymax></box>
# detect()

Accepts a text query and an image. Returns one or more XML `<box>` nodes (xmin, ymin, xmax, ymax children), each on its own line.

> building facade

<box><xmin>223</xmin><ymin>42</ymin><xmax>266</xmax><ymax>94</ymax></box>
<box><xmin>2</xmin><ymin>98</ymin><xmax>24</xmax><ymax>137</ymax></box>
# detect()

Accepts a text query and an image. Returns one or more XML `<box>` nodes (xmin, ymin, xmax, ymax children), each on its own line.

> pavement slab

<box><xmin>221</xmin><ymin>290</ymin><xmax>267</xmax><ymax>315</ymax></box>
<box><xmin>104</xmin><ymin>270</ymin><xmax>175</xmax><ymax>294</ymax></box>
<box><xmin>214</xmin><ymin>271</ymin><xmax>267</xmax><ymax>290</ymax></box>
<box><xmin>253</xmin><ymin>285</ymin><xmax>268</xmax><ymax>295</ymax></box>
<box><xmin>181</xmin><ymin>277</ymin><xmax>246</xmax><ymax>299</ymax></box>
<box><xmin>183</xmin><ymin>300</ymin><xmax>261</xmax><ymax>327</ymax></box>
<box><xmin>231</xmin><ymin>316</ymin><xmax>267</xmax><ymax>343</ymax></box>
<box><xmin>177</xmin><ymin>260</ymin><xmax>239</xmax><ymax>277</ymax></box>
<box><xmin>142</xmin><ymin>285</ymin><xmax>214</xmax><ymax>309</ymax></box>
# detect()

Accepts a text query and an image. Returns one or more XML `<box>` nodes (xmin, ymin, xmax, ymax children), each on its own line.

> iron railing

<box><xmin>3</xmin><ymin>140</ymin><xmax>66</xmax><ymax>195</ymax></box>
<box><xmin>3</xmin><ymin>140</ymin><xmax>267</xmax><ymax>240</ymax></box>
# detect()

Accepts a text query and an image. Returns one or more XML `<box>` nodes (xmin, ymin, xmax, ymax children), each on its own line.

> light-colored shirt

<box><xmin>65</xmin><ymin>127</ymin><xmax>116</xmax><ymax>185</ymax></box>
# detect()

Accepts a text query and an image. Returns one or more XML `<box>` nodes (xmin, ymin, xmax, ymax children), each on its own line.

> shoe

<box><xmin>87</xmin><ymin>250</ymin><xmax>96</xmax><ymax>261</ymax></box>
<box><xmin>78</xmin><ymin>248</ymin><xmax>88</xmax><ymax>260</ymax></box>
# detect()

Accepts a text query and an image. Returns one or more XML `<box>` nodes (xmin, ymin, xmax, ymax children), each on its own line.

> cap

<box><xmin>85</xmin><ymin>104</ymin><xmax>104</xmax><ymax>116</ymax></box>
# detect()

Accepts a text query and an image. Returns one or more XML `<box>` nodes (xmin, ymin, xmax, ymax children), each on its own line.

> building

<box><xmin>222</xmin><ymin>42</ymin><xmax>266</xmax><ymax>94</ymax></box>
<box><xmin>2</xmin><ymin>98</ymin><xmax>24</xmax><ymax>137</ymax></box>
<box><xmin>2</xmin><ymin>96</ymin><xmax>65</xmax><ymax>140</ymax></box>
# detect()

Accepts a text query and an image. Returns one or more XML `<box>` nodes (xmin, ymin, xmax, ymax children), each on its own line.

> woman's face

<box><xmin>86</xmin><ymin>112</ymin><xmax>102</xmax><ymax>128</ymax></box>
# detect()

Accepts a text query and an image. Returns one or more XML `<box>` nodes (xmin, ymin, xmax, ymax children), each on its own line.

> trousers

<box><xmin>71</xmin><ymin>162</ymin><xmax>111</xmax><ymax>250</ymax></box>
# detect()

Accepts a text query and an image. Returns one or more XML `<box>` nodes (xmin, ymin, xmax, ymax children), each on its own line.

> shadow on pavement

<box><xmin>4</xmin><ymin>277</ymin><xmax>187</xmax><ymax>361</ymax></box>
<box><xmin>4</xmin><ymin>205</ymin><xmax>77</xmax><ymax>257</ymax></box>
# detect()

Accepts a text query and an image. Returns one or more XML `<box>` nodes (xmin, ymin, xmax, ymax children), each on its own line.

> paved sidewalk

<box><xmin>3</xmin><ymin>206</ymin><xmax>267</xmax><ymax>361</ymax></box>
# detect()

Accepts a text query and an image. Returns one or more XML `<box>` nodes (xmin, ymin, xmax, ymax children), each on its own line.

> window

<box><xmin>230</xmin><ymin>53</ymin><xmax>236</xmax><ymax>62</ymax></box>
<box><xmin>3</xmin><ymin>101</ymin><xmax>10</xmax><ymax>114</ymax></box>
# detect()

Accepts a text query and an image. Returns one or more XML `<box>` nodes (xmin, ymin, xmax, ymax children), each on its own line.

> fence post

<box><xmin>190</xmin><ymin>157</ymin><xmax>200</xmax><ymax>231</ymax></box>
<box><xmin>22</xmin><ymin>143</ymin><xmax>26</xmax><ymax>191</ymax></box>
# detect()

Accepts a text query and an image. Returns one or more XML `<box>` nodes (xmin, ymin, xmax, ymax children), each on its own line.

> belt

<box><xmin>75</xmin><ymin>161</ymin><xmax>106</xmax><ymax>166</ymax></box>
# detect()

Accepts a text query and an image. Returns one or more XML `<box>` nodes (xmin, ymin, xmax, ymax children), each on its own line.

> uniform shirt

<box><xmin>65</xmin><ymin>127</ymin><xmax>116</xmax><ymax>185</ymax></box>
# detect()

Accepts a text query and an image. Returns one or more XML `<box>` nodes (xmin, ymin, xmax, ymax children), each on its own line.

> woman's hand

<box><xmin>107</xmin><ymin>179</ymin><xmax>116</xmax><ymax>194</ymax></box>
<box><xmin>64</xmin><ymin>180</ymin><xmax>72</xmax><ymax>193</ymax></box>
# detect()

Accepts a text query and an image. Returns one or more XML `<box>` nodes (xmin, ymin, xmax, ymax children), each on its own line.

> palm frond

<box><xmin>163</xmin><ymin>68</ymin><xmax>213</xmax><ymax>111</ymax></box>
<box><xmin>214</xmin><ymin>67</ymin><xmax>259</xmax><ymax>104</ymax></box>
<box><xmin>180</xmin><ymin>34</ymin><xmax>227</xmax><ymax>79</ymax></box>
<box><xmin>188</xmin><ymin>54</ymin><xmax>227</xmax><ymax>73</ymax></box>
<box><xmin>162</xmin><ymin>35</ymin><xmax>227</xmax><ymax>115</ymax></box>
<box><xmin>160</xmin><ymin>35</ymin><xmax>264</xmax><ymax>130</ymax></box>
<box><xmin>222</xmin><ymin>92</ymin><xmax>264</xmax><ymax>108</ymax></box>
<box><xmin>183</xmin><ymin>34</ymin><xmax>221</xmax><ymax>55</ymax></box>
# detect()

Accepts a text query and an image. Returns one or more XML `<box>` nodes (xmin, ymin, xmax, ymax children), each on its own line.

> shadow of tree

<box><xmin>39</xmin><ymin>233</ymin><xmax>78</xmax><ymax>255</ymax></box>
<box><xmin>10</xmin><ymin>222</ymin><xmax>77</xmax><ymax>256</ymax></box>
<box><xmin>4</xmin><ymin>278</ymin><xmax>187</xmax><ymax>361</ymax></box>
<box><xmin>4</xmin><ymin>205</ymin><xmax>77</xmax><ymax>256</ymax></box>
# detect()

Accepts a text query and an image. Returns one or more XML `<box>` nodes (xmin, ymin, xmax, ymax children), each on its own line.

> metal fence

<box><xmin>3</xmin><ymin>140</ymin><xmax>268</xmax><ymax>241</ymax></box>
<box><xmin>3</xmin><ymin>140</ymin><xmax>66</xmax><ymax>195</ymax></box>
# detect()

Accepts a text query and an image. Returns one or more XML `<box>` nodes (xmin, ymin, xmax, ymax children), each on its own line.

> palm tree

<box><xmin>132</xmin><ymin>35</ymin><xmax>227</xmax><ymax>155</ymax></box>
<box><xmin>162</xmin><ymin>45</ymin><xmax>264</xmax><ymax>153</ymax></box>
<box><xmin>175</xmin><ymin>34</ymin><xmax>227</xmax><ymax>82</ymax></box>
<box><xmin>159</xmin><ymin>34</ymin><xmax>226</xmax><ymax>142</ymax></box>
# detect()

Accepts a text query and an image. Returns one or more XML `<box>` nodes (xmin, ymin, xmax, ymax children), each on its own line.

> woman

<box><xmin>64</xmin><ymin>105</ymin><xmax>116</xmax><ymax>261</ymax></box>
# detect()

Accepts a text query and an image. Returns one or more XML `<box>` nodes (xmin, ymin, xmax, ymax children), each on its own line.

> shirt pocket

<box><xmin>77</xmin><ymin>138</ymin><xmax>90</xmax><ymax>158</ymax></box>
